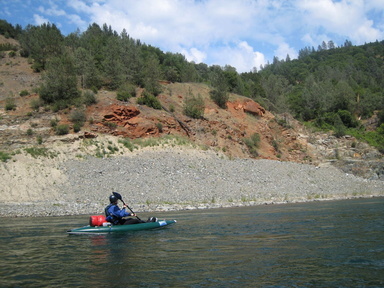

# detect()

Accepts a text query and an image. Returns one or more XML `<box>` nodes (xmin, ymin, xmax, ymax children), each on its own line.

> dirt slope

<box><xmin>0</xmin><ymin>34</ymin><xmax>381</xmax><ymax>168</ymax></box>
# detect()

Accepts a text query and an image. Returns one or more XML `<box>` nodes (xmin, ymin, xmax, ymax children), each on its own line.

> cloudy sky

<box><xmin>1</xmin><ymin>0</ymin><xmax>383</xmax><ymax>72</ymax></box>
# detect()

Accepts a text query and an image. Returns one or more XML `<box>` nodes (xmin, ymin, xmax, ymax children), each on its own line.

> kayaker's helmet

<box><xmin>109</xmin><ymin>194</ymin><xmax>118</xmax><ymax>203</ymax></box>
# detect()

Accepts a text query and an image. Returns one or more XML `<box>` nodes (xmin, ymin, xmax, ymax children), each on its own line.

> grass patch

<box><xmin>24</xmin><ymin>147</ymin><xmax>58</xmax><ymax>158</ymax></box>
<box><xmin>243</xmin><ymin>133</ymin><xmax>261</xmax><ymax>157</ymax></box>
<box><xmin>0</xmin><ymin>151</ymin><xmax>12</xmax><ymax>162</ymax></box>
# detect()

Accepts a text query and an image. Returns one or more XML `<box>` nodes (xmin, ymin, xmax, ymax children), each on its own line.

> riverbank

<box><xmin>1</xmin><ymin>145</ymin><xmax>384</xmax><ymax>217</ymax></box>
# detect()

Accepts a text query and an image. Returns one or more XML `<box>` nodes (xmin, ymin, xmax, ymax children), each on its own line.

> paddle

<box><xmin>112</xmin><ymin>192</ymin><xmax>142</xmax><ymax>221</ymax></box>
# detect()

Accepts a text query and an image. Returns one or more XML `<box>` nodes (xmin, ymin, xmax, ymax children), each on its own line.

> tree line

<box><xmin>1</xmin><ymin>19</ymin><xmax>384</xmax><ymax>150</ymax></box>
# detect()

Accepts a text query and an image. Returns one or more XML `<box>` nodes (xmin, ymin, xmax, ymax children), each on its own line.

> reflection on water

<box><xmin>1</xmin><ymin>198</ymin><xmax>383</xmax><ymax>287</ymax></box>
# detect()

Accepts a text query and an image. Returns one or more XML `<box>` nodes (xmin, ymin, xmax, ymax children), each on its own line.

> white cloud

<box><xmin>33</xmin><ymin>14</ymin><xmax>49</xmax><ymax>26</ymax></box>
<box><xmin>38</xmin><ymin>3</ymin><xmax>66</xmax><ymax>17</ymax></box>
<box><xmin>181</xmin><ymin>47</ymin><xmax>207</xmax><ymax>64</ymax></box>
<box><xmin>207</xmin><ymin>41</ymin><xmax>267</xmax><ymax>73</ymax></box>
<box><xmin>274</xmin><ymin>42</ymin><xmax>297</xmax><ymax>61</ymax></box>
<box><xmin>296</xmin><ymin>0</ymin><xmax>384</xmax><ymax>45</ymax></box>
<box><xmin>12</xmin><ymin>0</ymin><xmax>382</xmax><ymax>72</ymax></box>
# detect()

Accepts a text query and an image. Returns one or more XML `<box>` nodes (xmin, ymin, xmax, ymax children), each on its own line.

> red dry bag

<box><xmin>89</xmin><ymin>215</ymin><xmax>107</xmax><ymax>226</ymax></box>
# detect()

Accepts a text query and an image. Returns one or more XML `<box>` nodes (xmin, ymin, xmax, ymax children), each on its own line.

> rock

<box><xmin>243</xmin><ymin>100</ymin><xmax>266</xmax><ymax>116</ymax></box>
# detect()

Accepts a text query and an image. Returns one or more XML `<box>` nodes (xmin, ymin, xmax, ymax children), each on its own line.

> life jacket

<box><xmin>104</xmin><ymin>204</ymin><xmax>121</xmax><ymax>225</ymax></box>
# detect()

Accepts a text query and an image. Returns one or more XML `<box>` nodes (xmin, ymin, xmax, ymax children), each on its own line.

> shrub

<box><xmin>5</xmin><ymin>98</ymin><xmax>16</xmax><ymax>111</ymax></box>
<box><xmin>184</xmin><ymin>93</ymin><xmax>205</xmax><ymax>119</ymax></box>
<box><xmin>0</xmin><ymin>43</ymin><xmax>17</xmax><ymax>52</ymax></box>
<box><xmin>36</xmin><ymin>135</ymin><xmax>43</xmax><ymax>145</ymax></box>
<box><xmin>19</xmin><ymin>90</ymin><xmax>29</xmax><ymax>96</ymax></box>
<box><xmin>334</xmin><ymin>114</ymin><xmax>346</xmax><ymax>138</ymax></box>
<box><xmin>210</xmin><ymin>88</ymin><xmax>228</xmax><ymax>109</ymax></box>
<box><xmin>51</xmin><ymin>100</ymin><xmax>70</xmax><ymax>112</ymax></box>
<box><xmin>137</xmin><ymin>91</ymin><xmax>162</xmax><ymax>109</ymax></box>
<box><xmin>243</xmin><ymin>133</ymin><xmax>261</xmax><ymax>157</ymax></box>
<box><xmin>69</xmin><ymin>109</ymin><xmax>86</xmax><ymax>126</ymax></box>
<box><xmin>117</xmin><ymin>83</ymin><xmax>136</xmax><ymax>102</ymax></box>
<box><xmin>337</xmin><ymin>110</ymin><xmax>358</xmax><ymax>128</ymax></box>
<box><xmin>118</xmin><ymin>138</ymin><xmax>137</xmax><ymax>152</ymax></box>
<box><xmin>104</xmin><ymin>121</ymin><xmax>117</xmax><ymax>130</ymax></box>
<box><xmin>55</xmin><ymin>124</ymin><xmax>69</xmax><ymax>135</ymax></box>
<box><xmin>73</xmin><ymin>122</ymin><xmax>81</xmax><ymax>133</ymax></box>
<box><xmin>0</xmin><ymin>151</ymin><xmax>11</xmax><ymax>162</ymax></box>
<box><xmin>156</xmin><ymin>122</ymin><xmax>163</xmax><ymax>133</ymax></box>
<box><xmin>24</xmin><ymin>147</ymin><xmax>57</xmax><ymax>158</ymax></box>
<box><xmin>83</xmin><ymin>90</ymin><xmax>97</xmax><ymax>106</ymax></box>
<box><xmin>50</xmin><ymin>118</ymin><xmax>59</xmax><ymax>127</ymax></box>
<box><xmin>30</xmin><ymin>98</ymin><xmax>43</xmax><ymax>111</ymax></box>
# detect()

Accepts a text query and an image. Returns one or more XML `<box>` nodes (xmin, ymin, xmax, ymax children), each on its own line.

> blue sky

<box><xmin>1</xmin><ymin>0</ymin><xmax>383</xmax><ymax>72</ymax></box>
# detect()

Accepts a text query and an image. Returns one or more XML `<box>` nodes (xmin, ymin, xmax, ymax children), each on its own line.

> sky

<box><xmin>1</xmin><ymin>0</ymin><xmax>383</xmax><ymax>72</ymax></box>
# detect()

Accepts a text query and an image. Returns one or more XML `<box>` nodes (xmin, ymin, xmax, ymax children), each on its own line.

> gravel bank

<box><xmin>1</xmin><ymin>147</ymin><xmax>384</xmax><ymax>217</ymax></box>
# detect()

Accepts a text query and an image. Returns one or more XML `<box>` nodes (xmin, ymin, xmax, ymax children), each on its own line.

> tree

<box><xmin>261</xmin><ymin>74</ymin><xmax>291</xmax><ymax>113</ymax></box>
<box><xmin>102</xmin><ymin>36</ymin><xmax>124</xmax><ymax>90</ymax></box>
<box><xmin>331</xmin><ymin>81</ymin><xmax>356</xmax><ymax>113</ymax></box>
<box><xmin>39</xmin><ymin>52</ymin><xmax>80</xmax><ymax>105</ymax></box>
<box><xmin>321</xmin><ymin>41</ymin><xmax>328</xmax><ymax>50</ymax></box>
<box><xmin>19</xmin><ymin>23</ymin><xmax>63</xmax><ymax>71</ymax></box>
<box><xmin>120</xmin><ymin>29</ymin><xmax>142</xmax><ymax>84</ymax></box>
<box><xmin>74</xmin><ymin>47</ymin><xmax>100</xmax><ymax>89</ymax></box>
<box><xmin>184</xmin><ymin>88</ymin><xmax>205</xmax><ymax>119</ymax></box>
<box><xmin>209</xmin><ymin>67</ymin><xmax>229</xmax><ymax>108</ymax></box>
<box><xmin>344</xmin><ymin>39</ymin><xmax>353</xmax><ymax>47</ymax></box>
<box><xmin>141</xmin><ymin>54</ymin><xmax>163</xmax><ymax>95</ymax></box>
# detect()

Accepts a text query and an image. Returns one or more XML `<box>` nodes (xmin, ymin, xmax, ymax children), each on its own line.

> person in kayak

<box><xmin>105</xmin><ymin>194</ymin><xmax>157</xmax><ymax>225</ymax></box>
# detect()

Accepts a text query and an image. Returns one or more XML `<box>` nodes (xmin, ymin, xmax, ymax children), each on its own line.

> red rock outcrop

<box><xmin>103</xmin><ymin>105</ymin><xmax>140</xmax><ymax>127</ymax></box>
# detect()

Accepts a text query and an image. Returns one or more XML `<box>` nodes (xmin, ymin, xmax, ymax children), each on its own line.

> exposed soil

<box><xmin>1</xmin><ymin>57</ymin><xmax>379</xmax><ymax>168</ymax></box>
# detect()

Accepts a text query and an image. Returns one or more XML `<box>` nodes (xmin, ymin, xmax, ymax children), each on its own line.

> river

<box><xmin>1</xmin><ymin>198</ymin><xmax>383</xmax><ymax>287</ymax></box>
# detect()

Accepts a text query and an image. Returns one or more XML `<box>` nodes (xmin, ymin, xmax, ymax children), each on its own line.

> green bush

<box><xmin>0</xmin><ymin>43</ymin><xmax>17</xmax><ymax>52</ymax></box>
<box><xmin>118</xmin><ymin>138</ymin><xmax>137</xmax><ymax>152</ymax></box>
<box><xmin>334</xmin><ymin>114</ymin><xmax>346</xmax><ymax>138</ymax></box>
<box><xmin>156</xmin><ymin>122</ymin><xmax>163</xmax><ymax>132</ymax></box>
<box><xmin>337</xmin><ymin>110</ymin><xmax>358</xmax><ymax>128</ymax></box>
<box><xmin>210</xmin><ymin>88</ymin><xmax>228</xmax><ymax>109</ymax></box>
<box><xmin>50</xmin><ymin>118</ymin><xmax>59</xmax><ymax>127</ymax></box>
<box><xmin>83</xmin><ymin>90</ymin><xmax>97</xmax><ymax>106</ymax></box>
<box><xmin>73</xmin><ymin>122</ymin><xmax>81</xmax><ymax>133</ymax></box>
<box><xmin>51</xmin><ymin>100</ymin><xmax>70</xmax><ymax>112</ymax></box>
<box><xmin>184</xmin><ymin>93</ymin><xmax>205</xmax><ymax>119</ymax></box>
<box><xmin>55</xmin><ymin>124</ymin><xmax>69</xmax><ymax>135</ymax></box>
<box><xmin>137</xmin><ymin>91</ymin><xmax>162</xmax><ymax>109</ymax></box>
<box><xmin>117</xmin><ymin>83</ymin><xmax>136</xmax><ymax>102</ymax></box>
<box><xmin>30</xmin><ymin>98</ymin><xmax>43</xmax><ymax>111</ymax></box>
<box><xmin>0</xmin><ymin>151</ymin><xmax>11</xmax><ymax>162</ymax></box>
<box><xmin>19</xmin><ymin>90</ymin><xmax>29</xmax><ymax>96</ymax></box>
<box><xmin>243</xmin><ymin>133</ymin><xmax>261</xmax><ymax>157</ymax></box>
<box><xmin>104</xmin><ymin>121</ymin><xmax>117</xmax><ymax>130</ymax></box>
<box><xmin>5</xmin><ymin>98</ymin><xmax>16</xmax><ymax>111</ymax></box>
<box><xmin>24</xmin><ymin>147</ymin><xmax>57</xmax><ymax>158</ymax></box>
<box><xmin>69</xmin><ymin>109</ymin><xmax>86</xmax><ymax>126</ymax></box>
<box><xmin>36</xmin><ymin>135</ymin><xmax>43</xmax><ymax>145</ymax></box>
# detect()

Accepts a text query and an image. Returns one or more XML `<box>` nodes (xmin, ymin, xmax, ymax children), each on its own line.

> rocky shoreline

<box><xmin>1</xmin><ymin>146</ymin><xmax>384</xmax><ymax>218</ymax></box>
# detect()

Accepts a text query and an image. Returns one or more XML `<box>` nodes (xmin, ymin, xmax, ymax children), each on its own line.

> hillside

<box><xmin>1</xmin><ymin>35</ymin><xmax>384</xmax><ymax>216</ymax></box>
<box><xmin>0</xmin><ymin>34</ymin><xmax>383</xmax><ymax>175</ymax></box>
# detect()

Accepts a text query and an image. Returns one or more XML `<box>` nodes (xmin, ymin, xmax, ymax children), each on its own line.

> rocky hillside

<box><xmin>0</xmin><ymin>35</ymin><xmax>383</xmax><ymax>180</ymax></box>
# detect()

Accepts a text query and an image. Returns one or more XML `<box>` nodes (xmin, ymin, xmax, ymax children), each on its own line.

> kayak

<box><xmin>67</xmin><ymin>219</ymin><xmax>177</xmax><ymax>235</ymax></box>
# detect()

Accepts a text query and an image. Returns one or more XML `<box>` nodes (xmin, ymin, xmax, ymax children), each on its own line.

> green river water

<box><xmin>1</xmin><ymin>197</ymin><xmax>383</xmax><ymax>287</ymax></box>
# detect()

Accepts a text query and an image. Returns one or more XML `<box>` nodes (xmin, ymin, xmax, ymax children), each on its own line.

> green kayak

<box><xmin>67</xmin><ymin>219</ymin><xmax>177</xmax><ymax>235</ymax></box>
